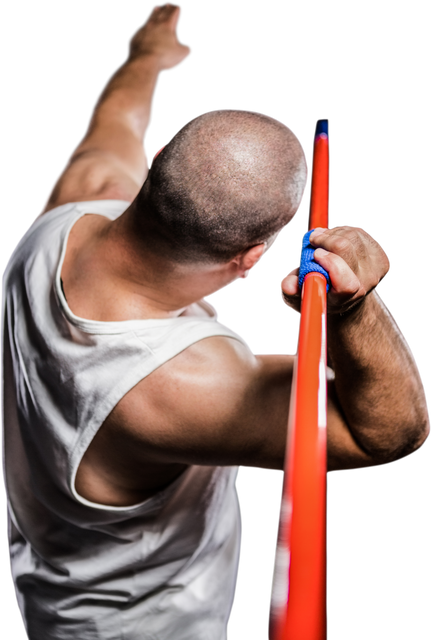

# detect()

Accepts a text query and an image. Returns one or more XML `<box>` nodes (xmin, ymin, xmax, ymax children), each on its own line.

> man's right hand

<box><xmin>129</xmin><ymin>4</ymin><xmax>190</xmax><ymax>70</ymax></box>
<box><xmin>281</xmin><ymin>226</ymin><xmax>390</xmax><ymax>316</ymax></box>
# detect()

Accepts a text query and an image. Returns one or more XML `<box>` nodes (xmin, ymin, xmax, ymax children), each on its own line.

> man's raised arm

<box><xmin>43</xmin><ymin>4</ymin><xmax>189</xmax><ymax>213</ymax></box>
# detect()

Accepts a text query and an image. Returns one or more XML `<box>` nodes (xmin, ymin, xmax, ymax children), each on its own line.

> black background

<box><xmin>1</xmin><ymin>0</ymin><xmax>431</xmax><ymax>640</ymax></box>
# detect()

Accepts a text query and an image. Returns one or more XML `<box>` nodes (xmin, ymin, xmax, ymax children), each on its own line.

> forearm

<box><xmin>80</xmin><ymin>54</ymin><xmax>160</xmax><ymax>151</ymax></box>
<box><xmin>328</xmin><ymin>291</ymin><xmax>429</xmax><ymax>461</ymax></box>
<box><xmin>73</xmin><ymin>4</ymin><xmax>189</xmax><ymax>164</ymax></box>
<box><xmin>42</xmin><ymin>5</ymin><xmax>188</xmax><ymax>212</ymax></box>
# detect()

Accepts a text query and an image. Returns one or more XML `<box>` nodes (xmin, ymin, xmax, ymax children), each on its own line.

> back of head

<box><xmin>136</xmin><ymin>110</ymin><xmax>307</xmax><ymax>263</ymax></box>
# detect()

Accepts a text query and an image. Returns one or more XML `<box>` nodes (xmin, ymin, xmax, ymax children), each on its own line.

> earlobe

<box><xmin>241</xmin><ymin>271</ymin><xmax>251</xmax><ymax>282</ymax></box>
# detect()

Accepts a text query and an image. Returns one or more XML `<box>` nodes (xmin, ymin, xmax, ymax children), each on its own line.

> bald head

<box><xmin>136</xmin><ymin>110</ymin><xmax>307</xmax><ymax>262</ymax></box>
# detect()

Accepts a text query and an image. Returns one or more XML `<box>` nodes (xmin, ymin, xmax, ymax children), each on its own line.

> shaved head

<box><xmin>135</xmin><ymin>110</ymin><xmax>307</xmax><ymax>262</ymax></box>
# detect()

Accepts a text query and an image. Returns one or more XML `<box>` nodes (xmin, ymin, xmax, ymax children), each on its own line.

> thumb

<box><xmin>281</xmin><ymin>268</ymin><xmax>301</xmax><ymax>313</ymax></box>
<box><xmin>279</xmin><ymin>264</ymin><xmax>300</xmax><ymax>296</ymax></box>
<box><xmin>183</xmin><ymin>42</ymin><xmax>196</xmax><ymax>60</ymax></box>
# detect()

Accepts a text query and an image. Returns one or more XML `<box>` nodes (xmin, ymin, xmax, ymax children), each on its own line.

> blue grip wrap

<box><xmin>298</xmin><ymin>230</ymin><xmax>331</xmax><ymax>291</ymax></box>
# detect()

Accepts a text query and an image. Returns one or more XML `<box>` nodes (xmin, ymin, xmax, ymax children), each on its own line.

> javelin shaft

<box><xmin>270</xmin><ymin>120</ymin><xmax>329</xmax><ymax>640</ymax></box>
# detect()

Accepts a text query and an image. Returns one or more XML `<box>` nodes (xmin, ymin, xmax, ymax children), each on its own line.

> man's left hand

<box><xmin>129</xmin><ymin>4</ymin><xmax>190</xmax><ymax>70</ymax></box>
<box><xmin>279</xmin><ymin>224</ymin><xmax>392</xmax><ymax>314</ymax></box>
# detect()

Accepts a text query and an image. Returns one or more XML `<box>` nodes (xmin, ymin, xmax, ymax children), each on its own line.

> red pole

<box><xmin>270</xmin><ymin>120</ymin><xmax>329</xmax><ymax>640</ymax></box>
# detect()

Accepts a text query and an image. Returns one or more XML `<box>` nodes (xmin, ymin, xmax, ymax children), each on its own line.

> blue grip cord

<box><xmin>298</xmin><ymin>229</ymin><xmax>331</xmax><ymax>291</ymax></box>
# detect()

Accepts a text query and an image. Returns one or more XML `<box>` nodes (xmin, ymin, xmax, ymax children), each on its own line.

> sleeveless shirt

<box><xmin>2</xmin><ymin>200</ymin><xmax>245</xmax><ymax>640</ymax></box>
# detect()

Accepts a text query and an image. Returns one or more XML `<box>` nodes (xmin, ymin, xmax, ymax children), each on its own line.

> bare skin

<box><xmin>45</xmin><ymin>5</ymin><xmax>429</xmax><ymax>507</ymax></box>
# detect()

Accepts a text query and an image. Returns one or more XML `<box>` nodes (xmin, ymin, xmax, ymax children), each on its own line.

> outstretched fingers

<box><xmin>150</xmin><ymin>4</ymin><xmax>180</xmax><ymax>28</ymax></box>
<box><xmin>130</xmin><ymin>4</ymin><xmax>190</xmax><ymax>69</ymax></box>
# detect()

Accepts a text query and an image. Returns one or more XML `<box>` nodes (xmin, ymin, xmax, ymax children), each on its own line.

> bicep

<box><xmin>252</xmin><ymin>357</ymin><xmax>376</xmax><ymax>471</ymax></box>
<box><xmin>246</xmin><ymin>356</ymin><xmax>375</xmax><ymax>471</ymax></box>
<box><xmin>114</xmin><ymin>341</ymin><xmax>295</xmax><ymax>470</ymax></box>
<box><xmin>255</xmin><ymin>358</ymin><xmax>392</xmax><ymax>471</ymax></box>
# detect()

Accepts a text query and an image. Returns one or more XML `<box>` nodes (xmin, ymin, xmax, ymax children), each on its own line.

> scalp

<box><xmin>137</xmin><ymin>110</ymin><xmax>307</xmax><ymax>262</ymax></box>
<box><xmin>166</xmin><ymin>110</ymin><xmax>306</xmax><ymax>209</ymax></box>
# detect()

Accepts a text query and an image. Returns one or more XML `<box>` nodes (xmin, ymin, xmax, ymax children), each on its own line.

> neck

<box><xmin>89</xmin><ymin>205</ymin><xmax>239</xmax><ymax>319</ymax></box>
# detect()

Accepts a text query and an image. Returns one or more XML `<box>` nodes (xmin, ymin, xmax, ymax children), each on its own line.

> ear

<box><xmin>232</xmin><ymin>243</ymin><xmax>266</xmax><ymax>278</ymax></box>
<box><xmin>150</xmin><ymin>142</ymin><xmax>166</xmax><ymax>162</ymax></box>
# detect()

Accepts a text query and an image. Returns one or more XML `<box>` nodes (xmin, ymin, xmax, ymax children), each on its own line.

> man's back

<box><xmin>57</xmin><ymin>205</ymin><xmax>293</xmax><ymax>506</ymax></box>
<box><xmin>3</xmin><ymin>199</ymin><xmax>242</xmax><ymax>639</ymax></box>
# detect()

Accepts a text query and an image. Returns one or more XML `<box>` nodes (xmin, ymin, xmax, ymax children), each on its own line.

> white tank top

<box><xmin>2</xmin><ymin>200</ymin><xmax>245</xmax><ymax>640</ymax></box>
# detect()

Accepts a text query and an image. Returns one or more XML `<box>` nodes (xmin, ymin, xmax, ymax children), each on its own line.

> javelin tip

<box><xmin>315</xmin><ymin>119</ymin><xmax>328</xmax><ymax>137</ymax></box>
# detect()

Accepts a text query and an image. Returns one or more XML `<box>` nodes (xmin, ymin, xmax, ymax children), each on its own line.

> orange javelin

<box><xmin>270</xmin><ymin>120</ymin><xmax>329</xmax><ymax>640</ymax></box>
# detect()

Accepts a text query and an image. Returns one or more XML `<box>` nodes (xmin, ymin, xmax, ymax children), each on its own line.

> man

<box><xmin>2</xmin><ymin>4</ymin><xmax>428</xmax><ymax>639</ymax></box>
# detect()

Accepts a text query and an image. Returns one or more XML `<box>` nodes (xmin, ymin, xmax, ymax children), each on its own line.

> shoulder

<box><xmin>120</xmin><ymin>335</ymin><xmax>259</xmax><ymax>423</ymax></box>
<box><xmin>172</xmin><ymin>337</ymin><xmax>294</xmax><ymax>413</ymax></box>
<box><xmin>42</xmin><ymin>150</ymin><xmax>141</xmax><ymax>214</ymax></box>
<box><xmin>103</xmin><ymin>334</ymin><xmax>294</xmax><ymax>469</ymax></box>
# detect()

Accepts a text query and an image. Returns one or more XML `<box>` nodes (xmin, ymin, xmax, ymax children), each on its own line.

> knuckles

<box><xmin>314</xmin><ymin>227</ymin><xmax>388</xmax><ymax>277</ymax></box>
<box><xmin>331</xmin><ymin>232</ymin><xmax>354</xmax><ymax>252</ymax></box>
<box><xmin>313</xmin><ymin>226</ymin><xmax>363</xmax><ymax>255</ymax></box>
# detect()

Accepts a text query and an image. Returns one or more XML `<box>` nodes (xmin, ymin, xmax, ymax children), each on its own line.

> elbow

<box><xmin>393</xmin><ymin>378</ymin><xmax>431</xmax><ymax>459</ymax></box>
<box><xmin>398</xmin><ymin>398</ymin><xmax>430</xmax><ymax>458</ymax></box>
<box><xmin>368</xmin><ymin>414</ymin><xmax>430</xmax><ymax>464</ymax></box>
<box><xmin>409</xmin><ymin>415</ymin><xmax>430</xmax><ymax>453</ymax></box>
<box><xmin>382</xmin><ymin>387</ymin><xmax>430</xmax><ymax>463</ymax></box>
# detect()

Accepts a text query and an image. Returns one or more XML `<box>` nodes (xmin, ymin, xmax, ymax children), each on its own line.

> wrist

<box><xmin>126</xmin><ymin>50</ymin><xmax>163</xmax><ymax>73</ymax></box>
<box><xmin>124</xmin><ymin>50</ymin><xmax>167</xmax><ymax>78</ymax></box>
<box><xmin>328</xmin><ymin>291</ymin><xmax>378</xmax><ymax>329</ymax></box>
